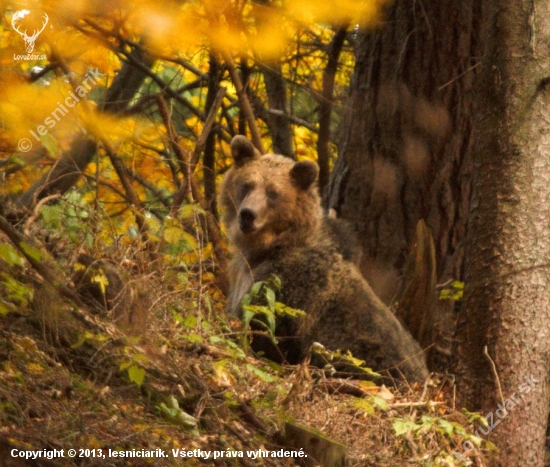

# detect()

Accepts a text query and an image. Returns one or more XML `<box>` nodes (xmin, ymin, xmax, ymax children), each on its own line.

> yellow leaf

<box><xmin>164</xmin><ymin>226</ymin><xmax>185</xmax><ymax>245</ymax></box>
<box><xmin>26</xmin><ymin>363</ymin><xmax>44</xmax><ymax>375</ymax></box>
<box><xmin>210</xmin><ymin>361</ymin><xmax>236</xmax><ymax>389</ymax></box>
<box><xmin>91</xmin><ymin>271</ymin><xmax>109</xmax><ymax>295</ymax></box>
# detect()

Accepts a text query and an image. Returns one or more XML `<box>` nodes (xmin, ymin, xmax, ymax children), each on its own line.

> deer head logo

<box><xmin>11</xmin><ymin>10</ymin><xmax>49</xmax><ymax>54</ymax></box>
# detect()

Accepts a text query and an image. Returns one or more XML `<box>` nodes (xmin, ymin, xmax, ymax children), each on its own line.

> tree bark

<box><xmin>324</xmin><ymin>1</ymin><xmax>478</xmax><ymax>340</ymax></box>
<box><xmin>455</xmin><ymin>1</ymin><xmax>550</xmax><ymax>465</ymax></box>
<box><xmin>261</xmin><ymin>60</ymin><xmax>294</xmax><ymax>157</ymax></box>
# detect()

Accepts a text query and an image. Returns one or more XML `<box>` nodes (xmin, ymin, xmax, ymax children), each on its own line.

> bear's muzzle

<box><xmin>238</xmin><ymin>208</ymin><xmax>257</xmax><ymax>233</ymax></box>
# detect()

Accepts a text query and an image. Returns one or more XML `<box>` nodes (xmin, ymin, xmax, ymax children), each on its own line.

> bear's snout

<box><xmin>239</xmin><ymin>208</ymin><xmax>257</xmax><ymax>233</ymax></box>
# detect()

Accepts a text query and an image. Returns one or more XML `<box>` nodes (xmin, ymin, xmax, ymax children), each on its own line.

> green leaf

<box><xmin>209</xmin><ymin>336</ymin><xmax>224</xmax><ymax>345</ymax></box>
<box><xmin>0</xmin><ymin>243</ymin><xmax>24</xmax><ymax>267</ymax></box>
<box><xmin>180</xmin><ymin>231</ymin><xmax>198</xmax><ymax>249</ymax></box>
<box><xmin>249</xmin><ymin>281</ymin><xmax>263</xmax><ymax>297</ymax></box>
<box><xmin>0</xmin><ymin>301</ymin><xmax>15</xmax><ymax>315</ymax></box>
<box><xmin>370</xmin><ymin>395</ymin><xmax>388</xmax><ymax>412</ymax></box>
<box><xmin>468</xmin><ymin>434</ymin><xmax>483</xmax><ymax>447</ymax></box>
<box><xmin>246</xmin><ymin>363</ymin><xmax>277</xmax><ymax>383</ymax></box>
<box><xmin>174</xmin><ymin>409</ymin><xmax>198</xmax><ymax>428</ymax></box>
<box><xmin>438</xmin><ymin>419</ymin><xmax>454</xmax><ymax>436</ymax></box>
<box><xmin>183</xmin><ymin>315</ymin><xmax>198</xmax><ymax>329</ymax></box>
<box><xmin>158</xmin><ymin>397</ymin><xmax>198</xmax><ymax>431</ymax></box>
<box><xmin>392</xmin><ymin>418</ymin><xmax>418</xmax><ymax>437</ymax></box>
<box><xmin>164</xmin><ymin>226</ymin><xmax>185</xmax><ymax>245</ymax></box>
<box><xmin>274</xmin><ymin>302</ymin><xmax>306</xmax><ymax>318</ymax></box>
<box><xmin>353</xmin><ymin>398</ymin><xmax>375</xmax><ymax>415</ymax></box>
<box><xmin>269</xmin><ymin>274</ymin><xmax>282</xmax><ymax>290</ymax></box>
<box><xmin>19</xmin><ymin>242</ymin><xmax>47</xmax><ymax>263</ymax></box>
<box><xmin>127</xmin><ymin>365</ymin><xmax>145</xmax><ymax>386</ymax></box>
<box><xmin>40</xmin><ymin>205</ymin><xmax>62</xmax><ymax>228</ymax></box>
<box><xmin>0</xmin><ymin>273</ymin><xmax>33</xmax><ymax>307</ymax></box>
<box><xmin>182</xmin><ymin>333</ymin><xmax>204</xmax><ymax>344</ymax></box>
<box><xmin>178</xmin><ymin>204</ymin><xmax>205</xmax><ymax>219</ymax></box>
<box><xmin>265</xmin><ymin>287</ymin><xmax>276</xmax><ymax>311</ymax></box>
<box><xmin>166</xmin><ymin>395</ymin><xmax>179</xmax><ymax>410</ymax></box>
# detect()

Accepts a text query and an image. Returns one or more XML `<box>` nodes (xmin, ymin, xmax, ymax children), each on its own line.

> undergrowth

<box><xmin>0</xmin><ymin>190</ymin><xmax>497</xmax><ymax>466</ymax></box>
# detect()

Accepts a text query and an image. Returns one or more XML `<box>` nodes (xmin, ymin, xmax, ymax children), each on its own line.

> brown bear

<box><xmin>220</xmin><ymin>135</ymin><xmax>428</xmax><ymax>382</ymax></box>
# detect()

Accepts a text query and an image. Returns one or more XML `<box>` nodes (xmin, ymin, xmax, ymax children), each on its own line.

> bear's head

<box><xmin>220</xmin><ymin>135</ymin><xmax>323</xmax><ymax>261</ymax></box>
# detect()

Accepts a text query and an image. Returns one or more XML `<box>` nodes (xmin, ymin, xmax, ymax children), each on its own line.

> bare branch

<box><xmin>223</xmin><ymin>52</ymin><xmax>265</xmax><ymax>153</ymax></box>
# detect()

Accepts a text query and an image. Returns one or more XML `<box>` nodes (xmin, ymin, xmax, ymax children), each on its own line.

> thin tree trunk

<box><xmin>253</xmin><ymin>0</ymin><xmax>293</xmax><ymax>157</ymax></box>
<box><xmin>203</xmin><ymin>52</ymin><xmax>222</xmax><ymax>218</ymax></box>
<box><xmin>238</xmin><ymin>58</ymin><xmax>252</xmax><ymax>136</ymax></box>
<box><xmin>261</xmin><ymin>60</ymin><xmax>293</xmax><ymax>157</ymax></box>
<box><xmin>317</xmin><ymin>25</ymin><xmax>347</xmax><ymax>191</ymax></box>
<box><xmin>455</xmin><ymin>1</ymin><xmax>550</xmax><ymax>464</ymax></box>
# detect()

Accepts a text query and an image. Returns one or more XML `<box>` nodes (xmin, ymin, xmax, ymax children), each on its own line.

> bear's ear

<box><xmin>230</xmin><ymin>135</ymin><xmax>260</xmax><ymax>167</ymax></box>
<box><xmin>290</xmin><ymin>161</ymin><xmax>319</xmax><ymax>190</ymax></box>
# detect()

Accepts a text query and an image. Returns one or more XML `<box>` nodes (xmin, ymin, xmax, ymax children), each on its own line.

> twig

<box><xmin>223</xmin><ymin>53</ymin><xmax>265</xmax><ymax>153</ymax></box>
<box><xmin>389</xmin><ymin>401</ymin><xmax>444</xmax><ymax>408</ymax></box>
<box><xmin>170</xmin><ymin>86</ymin><xmax>226</xmax><ymax>215</ymax></box>
<box><xmin>23</xmin><ymin>194</ymin><xmax>61</xmax><ymax>235</ymax></box>
<box><xmin>484</xmin><ymin>345</ymin><xmax>504</xmax><ymax>407</ymax></box>
<box><xmin>190</xmin><ymin>86</ymin><xmax>227</xmax><ymax>169</ymax></box>
<box><xmin>157</xmin><ymin>95</ymin><xmax>189</xmax><ymax>178</ymax></box>
<box><xmin>238</xmin><ymin>399</ymin><xmax>270</xmax><ymax>433</ymax></box>
<box><xmin>265</xmin><ymin>109</ymin><xmax>318</xmax><ymax>132</ymax></box>
<box><xmin>438</xmin><ymin>62</ymin><xmax>481</xmax><ymax>91</ymax></box>
<box><xmin>99</xmin><ymin>140</ymin><xmax>150</xmax><ymax>242</ymax></box>
<box><xmin>316</xmin><ymin>379</ymin><xmax>366</xmax><ymax>398</ymax></box>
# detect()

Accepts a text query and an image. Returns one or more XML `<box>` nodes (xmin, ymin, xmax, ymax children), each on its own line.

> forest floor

<box><xmin>0</xmin><ymin>223</ymin><xmax>497</xmax><ymax>467</ymax></box>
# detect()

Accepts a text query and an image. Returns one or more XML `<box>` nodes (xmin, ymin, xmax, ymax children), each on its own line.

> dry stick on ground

<box><xmin>223</xmin><ymin>52</ymin><xmax>265</xmax><ymax>154</ymax></box>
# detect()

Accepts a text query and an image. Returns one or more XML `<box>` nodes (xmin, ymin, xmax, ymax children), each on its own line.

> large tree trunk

<box><xmin>455</xmin><ymin>1</ymin><xmax>550</xmax><ymax>465</ymax></box>
<box><xmin>328</xmin><ymin>0</ymin><xmax>550</xmax><ymax>463</ymax></box>
<box><xmin>324</xmin><ymin>1</ymin><xmax>480</xmax><ymax>361</ymax></box>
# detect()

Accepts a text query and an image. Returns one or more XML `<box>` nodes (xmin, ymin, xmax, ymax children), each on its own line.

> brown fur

<box><xmin>220</xmin><ymin>135</ymin><xmax>428</xmax><ymax>381</ymax></box>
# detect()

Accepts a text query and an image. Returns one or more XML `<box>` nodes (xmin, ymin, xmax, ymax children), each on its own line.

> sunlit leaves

<box><xmin>0</xmin><ymin>273</ymin><xmax>34</xmax><ymax>313</ymax></box>
<box><xmin>0</xmin><ymin>243</ymin><xmax>25</xmax><ymax>267</ymax></box>
<box><xmin>0</xmin><ymin>0</ymin><xmax>384</xmax><ymax>255</ymax></box>
<box><xmin>127</xmin><ymin>364</ymin><xmax>145</xmax><ymax>386</ymax></box>
<box><xmin>285</xmin><ymin>0</ymin><xmax>385</xmax><ymax>28</ymax></box>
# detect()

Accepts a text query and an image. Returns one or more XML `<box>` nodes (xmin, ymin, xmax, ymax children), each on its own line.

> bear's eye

<box><xmin>266</xmin><ymin>188</ymin><xmax>279</xmax><ymax>201</ymax></box>
<box><xmin>240</xmin><ymin>182</ymin><xmax>254</xmax><ymax>198</ymax></box>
